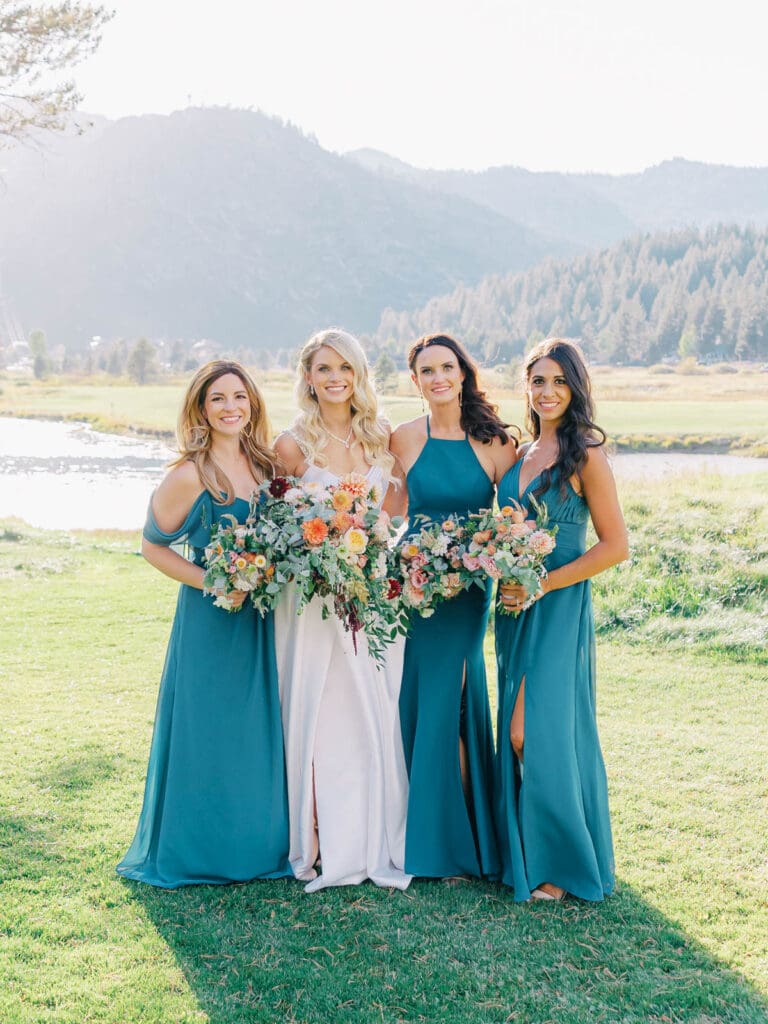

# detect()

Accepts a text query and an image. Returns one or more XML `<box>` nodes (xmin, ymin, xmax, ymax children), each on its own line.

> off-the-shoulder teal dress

<box><xmin>494</xmin><ymin>459</ymin><xmax>614</xmax><ymax>901</ymax></box>
<box><xmin>117</xmin><ymin>491</ymin><xmax>291</xmax><ymax>888</ymax></box>
<box><xmin>398</xmin><ymin>421</ymin><xmax>500</xmax><ymax>878</ymax></box>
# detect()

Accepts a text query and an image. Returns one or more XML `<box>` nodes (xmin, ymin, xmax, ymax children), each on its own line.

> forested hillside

<box><xmin>373</xmin><ymin>225</ymin><xmax>768</xmax><ymax>364</ymax></box>
<box><xmin>0</xmin><ymin>108</ymin><xmax>552</xmax><ymax>351</ymax></box>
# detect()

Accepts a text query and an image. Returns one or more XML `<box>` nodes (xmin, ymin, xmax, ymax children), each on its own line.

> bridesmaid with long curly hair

<box><xmin>117</xmin><ymin>361</ymin><xmax>290</xmax><ymax>887</ymax></box>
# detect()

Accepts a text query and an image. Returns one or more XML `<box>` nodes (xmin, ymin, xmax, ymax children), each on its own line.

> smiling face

<box><xmin>202</xmin><ymin>372</ymin><xmax>253</xmax><ymax>439</ymax></box>
<box><xmin>412</xmin><ymin>344</ymin><xmax>465</xmax><ymax>408</ymax></box>
<box><xmin>306</xmin><ymin>345</ymin><xmax>355</xmax><ymax>409</ymax></box>
<box><xmin>527</xmin><ymin>356</ymin><xmax>572</xmax><ymax>426</ymax></box>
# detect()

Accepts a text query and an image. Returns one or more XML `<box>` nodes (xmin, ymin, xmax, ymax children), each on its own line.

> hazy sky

<box><xmin>75</xmin><ymin>0</ymin><xmax>768</xmax><ymax>174</ymax></box>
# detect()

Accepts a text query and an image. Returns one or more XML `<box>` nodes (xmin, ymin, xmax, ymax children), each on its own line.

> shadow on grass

<box><xmin>124</xmin><ymin>875</ymin><xmax>768</xmax><ymax>1024</ymax></box>
<box><xmin>33</xmin><ymin>748</ymin><xmax>120</xmax><ymax>795</ymax></box>
<box><xmin>0</xmin><ymin>813</ymin><xmax>67</xmax><ymax>884</ymax></box>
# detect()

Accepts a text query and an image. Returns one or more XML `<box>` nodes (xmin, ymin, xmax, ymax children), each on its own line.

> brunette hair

<box><xmin>171</xmin><ymin>360</ymin><xmax>277</xmax><ymax>503</ymax></box>
<box><xmin>408</xmin><ymin>333</ymin><xmax>517</xmax><ymax>446</ymax></box>
<box><xmin>523</xmin><ymin>337</ymin><xmax>605</xmax><ymax>498</ymax></box>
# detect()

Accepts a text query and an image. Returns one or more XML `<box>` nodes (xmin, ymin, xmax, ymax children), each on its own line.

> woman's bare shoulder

<box><xmin>151</xmin><ymin>460</ymin><xmax>204</xmax><ymax>529</ymax></box>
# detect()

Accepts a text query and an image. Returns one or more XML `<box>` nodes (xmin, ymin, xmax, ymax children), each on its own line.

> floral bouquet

<box><xmin>396</xmin><ymin>516</ymin><xmax>481</xmax><ymax>618</ymax></box>
<box><xmin>463</xmin><ymin>498</ymin><xmax>557</xmax><ymax>614</ymax></box>
<box><xmin>202</xmin><ymin>500</ymin><xmax>284</xmax><ymax>614</ymax></box>
<box><xmin>203</xmin><ymin>473</ymin><xmax>406</xmax><ymax>662</ymax></box>
<box><xmin>270</xmin><ymin>472</ymin><xmax>406</xmax><ymax>662</ymax></box>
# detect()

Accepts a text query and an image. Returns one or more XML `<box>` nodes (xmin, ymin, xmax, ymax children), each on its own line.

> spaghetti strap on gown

<box><xmin>117</xmin><ymin>491</ymin><xmax>291</xmax><ymax>888</ymax></box>
<box><xmin>274</xmin><ymin>463</ymin><xmax>411</xmax><ymax>893</ymax></box>
<box><xmin>398</xmin><ymin>421</ymin><xmax>500</xmax><ymax>878</ymax></box>
<box><xmin>494</xmin><ymin>459</ymin><xmax>614</xmax><ymax>901</ymax></box>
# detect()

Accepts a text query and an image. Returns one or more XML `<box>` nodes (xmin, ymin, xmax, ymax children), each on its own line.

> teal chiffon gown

<box><xmin>398</xmin><ymin>421</ymin><xmax>500</xmax><ymax>878</ymax></box>
<box><xmin>117</xmin><ymin>491</ymin><xmax>291</xmax><ymax>888</ymax></box>
<box><xmin>494</xmin><ymin>459</ymin><xmax>614</xmax><ymax>901</ymax></box>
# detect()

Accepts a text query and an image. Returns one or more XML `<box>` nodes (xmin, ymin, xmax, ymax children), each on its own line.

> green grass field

<box><xmin>1</xmin><ymin>473</ymin><xmax>766</xmax><ymax>1023</ymax></box>
<box><xmin>2</xmin><ymin>367</ymin><xmax>767</xmax><ymax>453</ymax></box>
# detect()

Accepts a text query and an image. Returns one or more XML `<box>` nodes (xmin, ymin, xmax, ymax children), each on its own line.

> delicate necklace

<box><xmin>322</xmin><ymin>422</ymin><xmax>354</xmax><ymax>448</ymax></box>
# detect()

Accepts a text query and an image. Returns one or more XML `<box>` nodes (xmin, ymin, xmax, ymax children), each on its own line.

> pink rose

<box><xmin>462</xmin><ymin>553</ymin><xmax>481</xmax><ymax>572</ymax></box>
<box><xmin>478</xmin><ymin>554</ymin><xmax>503</xmax><ymax>579</ymax></box>
<box><xmin>509</xmin><ymin>523</ymin><xmax>531</xmax><ymax>538</ymax></box>
<box><xmin>528</xmin><ymin>531</ymin><xmax>556</xmax><ymax>556</ymax></box>
<box><xmin>410</xmin><ymin>569</ymin><xmax>429</xmax><ymax>588</ymax></box>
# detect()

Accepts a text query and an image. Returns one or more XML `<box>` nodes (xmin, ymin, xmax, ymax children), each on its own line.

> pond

<box><xmin>1</xmin><ymin>417</ymin><xmax>766</xmax><ymax>531</ymax></box>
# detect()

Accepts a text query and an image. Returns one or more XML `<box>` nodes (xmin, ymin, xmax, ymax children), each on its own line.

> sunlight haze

<box><xmin>75</xmin><ymin>0</ymin><xmax>768</xmax><ymax>174</ymax></box>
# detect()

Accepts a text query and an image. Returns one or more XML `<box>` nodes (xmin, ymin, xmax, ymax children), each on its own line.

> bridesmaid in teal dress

<box><xmin>117</xmin><ymin>361</ymin><xmax>290</xmax><ymax>888</ymax></box>
<box><xmin>494</xmin><ymin>338</ymin><xmax>628</xmax><ymax>902</ymax></box>
<box><xmin>387</xmin><ymin>334</ymin><xmax>517</xmax><ymax>879</ymax></box>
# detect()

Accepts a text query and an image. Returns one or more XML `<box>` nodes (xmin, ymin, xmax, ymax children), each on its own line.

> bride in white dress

<box><xmin>274</xmin><ymin>328</ymin><xmax>411</xmax><ymax>893</ymax></box>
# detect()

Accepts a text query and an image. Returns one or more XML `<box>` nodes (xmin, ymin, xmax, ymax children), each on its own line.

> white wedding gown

<box><xmin>274</xmin><ymin>463</ymin><xmax>412</xmax><ymax>892</ymax></box>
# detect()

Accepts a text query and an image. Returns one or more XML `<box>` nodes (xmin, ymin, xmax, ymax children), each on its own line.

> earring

<box><xmin>419</xmin><ymin>390</ymin><xmax>425</xmax><ymax>413</ymax></box>
<box><xmin>242</xmin><ymin>420</ymin><xmax>253</xmax><ymax>439</ymax></box>
<box><xmin>458</xmin><ymin>386</ymin><xmax>463</xmax><ymax>407</ymax></box>
<box><xmin>309</xmin><ymin>384</ymin><xmax>316</xmax><ymax>397</ymax></box>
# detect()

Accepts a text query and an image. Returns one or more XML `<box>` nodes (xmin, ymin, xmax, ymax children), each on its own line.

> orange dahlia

<box><xmin>302</xmin><ymin>517</ymin><xmax>329</xmax><ymax>546</ymax></box>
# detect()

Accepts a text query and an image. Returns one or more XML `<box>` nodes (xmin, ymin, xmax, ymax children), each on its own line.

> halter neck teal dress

<box><xmin>117</xmin><ymin>491</ymin><xmax>291</xmax><ymax>888</ymax></box>
<box><xmin>494</xmin><ymin>459</ymin><xmax>614</xmax><ymax>901</ymax></box>
<box><xmin>398</xmin><ymin>419</ymin><xmax>500</xmax><ymax>878</ymax></box>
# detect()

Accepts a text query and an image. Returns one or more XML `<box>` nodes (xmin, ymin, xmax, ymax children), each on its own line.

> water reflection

<box><xmin>0</xmin><ymin>418</ymin><xmax>170</xmax><ymax>530</ymax></box>
<box><xmin>1</xmin><ymin>417</ymin><xmax>766</xmax><ymax>531</ymax></box>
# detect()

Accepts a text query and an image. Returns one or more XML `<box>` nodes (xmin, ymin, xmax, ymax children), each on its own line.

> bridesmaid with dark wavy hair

<box><xmin>494</xmin><ymin>338</ymin><xmax>628</xmax><ymax>902</ymax></box>
<box><xmin>386</xmin><ymin>333</ymin><xmax>518</xmax><ymax>880</ymax></box>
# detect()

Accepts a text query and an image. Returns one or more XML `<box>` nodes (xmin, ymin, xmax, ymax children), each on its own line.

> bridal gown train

<box><xmin>274</xmin><ymin>464</ymin><xmax>411</xmax><ymax>893</ymax></box>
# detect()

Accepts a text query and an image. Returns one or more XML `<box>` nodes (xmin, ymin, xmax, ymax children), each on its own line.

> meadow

<box><xmin>2</xmin><ymin>363</ymin><xmax>767</xmax><ymax>453</ymax></box>
<box><xmin>1</xmin><ymin>471</ymin><xmax>766</xmax><ymax>1023</ymax></box>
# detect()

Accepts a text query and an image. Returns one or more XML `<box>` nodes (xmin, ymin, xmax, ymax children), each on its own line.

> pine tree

<box><xmin>1</xmin><ymin>2</ymin><xmax>112</xmax><ymax>146</ymax></box>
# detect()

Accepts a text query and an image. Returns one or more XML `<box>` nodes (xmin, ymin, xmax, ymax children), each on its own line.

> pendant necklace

<box><xmin>323</xmin><ymin>423</ymin><xmax>354</xmax><ymax>448</ymax></box>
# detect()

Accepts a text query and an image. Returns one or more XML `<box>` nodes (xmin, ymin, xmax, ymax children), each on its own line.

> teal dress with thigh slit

<box><xmin>494</xmin><ymin>459</ymin><xmax>614</xmax><ymax>901</ymax></box>
<box><xmin>398</xmin><ymin>421</ymin><xmax>500</xmax><ymax>878</ymax></box>
<box><xmin>117</xmin><ymin>491</ymin><xmax>291</xmax><ymax>888</ymax></box>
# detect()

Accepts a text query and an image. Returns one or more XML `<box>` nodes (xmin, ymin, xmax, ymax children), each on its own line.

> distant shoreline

<box><xmin>1</xmin><ymin>409</ymin><xmax>765</xmax><ymax>458</ymax></box>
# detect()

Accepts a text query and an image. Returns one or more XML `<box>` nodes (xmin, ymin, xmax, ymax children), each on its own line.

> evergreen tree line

<box><xmin>372</xmin><ymin>225</ymin><xmax>768</xmax><ymax>365</ymax></box>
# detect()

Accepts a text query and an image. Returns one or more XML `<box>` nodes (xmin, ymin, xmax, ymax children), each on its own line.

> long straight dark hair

<box><xmin>524</xmin><ymin>337</ymin><xmax>605</xmax><ymax>498</ymax></box>
<box><xmin>408</xmin><ymin>333</ymin><xmax>518</xmax><ymax>446</ymax></box>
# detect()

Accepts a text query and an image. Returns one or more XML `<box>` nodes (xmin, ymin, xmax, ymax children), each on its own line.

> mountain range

<box><xmin>0</xmin><ymin>107</ymin><xmax>766</xmax><ymax>353</ymax></box>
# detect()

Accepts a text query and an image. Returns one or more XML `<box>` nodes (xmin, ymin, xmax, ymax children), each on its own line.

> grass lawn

<box><xmin>1</xmin><ymin>472</ymin><xmax>766</xmax><ymax>1023</ymax></box>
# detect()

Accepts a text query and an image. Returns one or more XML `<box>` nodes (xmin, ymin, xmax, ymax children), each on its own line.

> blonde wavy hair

<box><xmin>171</xmin><ymin>360</ymin><xmax>277</xmax><ymax>504</ymax></box>
<box><xmin>291</xmin><ymin>327</ymin><xmax>393</xmax><ymax>476</ymax></box>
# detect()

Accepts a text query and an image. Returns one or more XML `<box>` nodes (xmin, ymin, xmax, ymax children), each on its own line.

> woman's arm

<box><xmin>141</xmin><ymin>462</ymin><xmax>208</xmax><ymax>590</ymax></box>
<box><xmin>544</xmin><ymin>446</ymin><xmax>628</xmax><ymax>592</ymax></box>
<box><xmin>383</xmin><ymin>425</ymin><xmax>409</xmax><ymax>518</ymax></box>
<box><xmin>499</xmin><ymin>447</ymin><xmax>628</xmax><ymax>608</ymax></box>
<box><xmin>492</xmin><ymin>432</ymin><xmax>520</xmax><ymax>484</ymax></box>
<box><xmin>274</xmin><ymin>432</ymin><xmax>307</xmax><ymax>477</ymax></box>
<box><xmin>141</xmin><ymin>462</ymin><xmax>248</xmax><ymax>605</ymax></box>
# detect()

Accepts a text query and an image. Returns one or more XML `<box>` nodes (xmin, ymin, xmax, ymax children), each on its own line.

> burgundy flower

<box><xmin>269</xmin><ymin>476</ymin><xmax>290</xmax><ymax>497</ymax></box>
<box><xmin>387</xmin><ymin>578</ymin><xmax>402</xmax><ymax>600</ymax></box>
